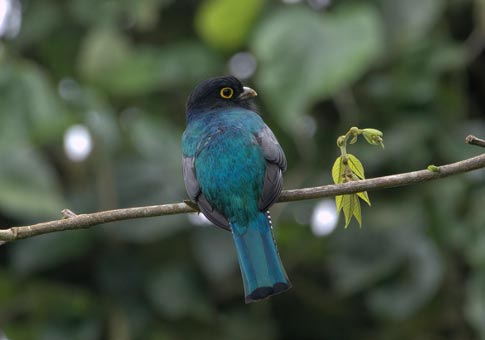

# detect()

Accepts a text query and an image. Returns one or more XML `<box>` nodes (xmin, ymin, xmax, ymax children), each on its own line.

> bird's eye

<box><xmin>220</xmin><ymin>87</ymin><xmax>234</xmax><ymax>99</ymax></box>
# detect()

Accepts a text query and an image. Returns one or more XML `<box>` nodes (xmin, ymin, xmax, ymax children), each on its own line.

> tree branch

<box><xmin>1</xmin><ymin>149</ymin><xmax>484</xmax><ymax>244</ymax></box>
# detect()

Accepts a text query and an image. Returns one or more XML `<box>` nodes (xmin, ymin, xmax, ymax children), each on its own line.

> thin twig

<box><xmin>0</xmin><ymin>151</ymin><xmax>484</xmax><ymax>243</ymax></box>
<box><xmin>466</xmin><ymin>135</ymin><xmax>485</xmax><ymax>148</ymax></box>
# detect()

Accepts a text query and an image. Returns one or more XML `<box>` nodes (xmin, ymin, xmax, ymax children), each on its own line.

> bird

<box><xmin>182</xmin><ymin>75</ymin><xmax>291</xmax><ymax>303</ymax></box>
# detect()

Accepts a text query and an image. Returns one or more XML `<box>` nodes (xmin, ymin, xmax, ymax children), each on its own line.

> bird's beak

<box><xmin>238</xmin><ymin>86</ymin><xmax>258</xmax><ymax>100</ymax></box>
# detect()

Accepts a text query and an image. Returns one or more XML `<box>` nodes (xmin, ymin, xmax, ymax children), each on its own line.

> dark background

<box><xmin>0</xmin><ymin>0</ymin><xmax>485</xmax><ymax>339</ymax></box>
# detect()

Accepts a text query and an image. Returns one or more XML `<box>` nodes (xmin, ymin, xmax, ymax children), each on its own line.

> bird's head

<box><xmin>185</xmin><ymin>76</ymin><xmax>258</xmax><ymax>120</ymax></box>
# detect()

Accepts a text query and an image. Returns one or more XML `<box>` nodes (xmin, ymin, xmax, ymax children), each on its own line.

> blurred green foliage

<box><xmin>0</xmin><ymin>0</ymin><xmax>484</xmax><ymax>339</ymax></box>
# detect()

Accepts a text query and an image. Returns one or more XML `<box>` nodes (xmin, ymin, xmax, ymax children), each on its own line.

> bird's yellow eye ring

<box><xmin>220</xmin><ymin>87</ymin><xmax>234</xmax><ymax>99</ymax></box>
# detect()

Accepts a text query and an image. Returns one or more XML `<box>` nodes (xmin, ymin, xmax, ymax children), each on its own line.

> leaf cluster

<box><xmin>332</xmin><ymin>127</ymin><xmax>383</xmax><ymax>227</ymax></box>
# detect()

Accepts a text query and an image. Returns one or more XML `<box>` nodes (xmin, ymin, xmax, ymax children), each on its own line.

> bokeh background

<box><xmin>1</xmin><ymin>0</ymin><xmax>485</xmax><ymax>339</ymax></box>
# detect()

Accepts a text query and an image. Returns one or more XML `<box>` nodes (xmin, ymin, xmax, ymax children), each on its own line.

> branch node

<box><xmin>183</xmin><ymin>200</ymin><xmax>200</xmax><ymax>212</ymax></box>
<box><xmin>61</xmin><ymin>209</ymin><xmax>78</xmax><ymax>219</ymax></box>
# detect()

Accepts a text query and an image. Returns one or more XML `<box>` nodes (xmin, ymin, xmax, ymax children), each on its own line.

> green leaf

<box><xmin>70</xmin><ymin>0</ymin><xmax>171</xmax><ymax>29</ymax></box>
<box><xmin>0</xmin><ymin>65</ymin><xmax>66</xmax><ymax>213</ymax></box>
<box><xmin>352</xmin><ymin>194</ymin><xmax>362</xmax><ymax>226</ymax></box>
<box><xmin>347</xmin><ymin>154</ymin><xmax>365</xmax><ymax>179</ymax></box>
<box><xmin>341</xmin><ymin>195</ymin><xmax>351</xmax><ymax>227</ymax></box>
<box><xmin>78</xmin><ymin>27</ymin><xmax>132</xmax><ymax>86</ymax></box>
<box><xmin>332</xmin><ymin>156</ymin><xmax>345</xmax><ymax>184</ymax></box>
<box><xmin>79</xmin><ymin>37</ymin><xmax>222</xmax><ymax>95</ymax></box>
<box><xmin>361</xmin><ymin>128</ymin><xmax>384</xmax><ymax>147</ymax></box>
<box><xmin>336</xmin><ymin>195</ymin><xmax>344</xmax><ymax>212</ymax></box>
<box><xmin>357</xmin><ymin>191</ymin><xmax>372</xmax><ymax>206</ymax></box>
<box><xmin>195</xmin><ymin>0</ymin><xmax>264</xmax><ymax>51</ymax></box>
<box><xmin>20</xmin><ymin>66</ymin><xmax>69</xmax><ymax>141</ymax></box>
<box><xmin>0</xmin><ymin>62</ymin><xmax>70</xmax><ymax>143</ymax></box>
<box><xmin>252</xmin><ymin>4</ymin><xmax>383</xmax><ymax>130</ymax></box>
<box><xmin>380</xmin><ymin>0</ymin><xmax>445</xmax><ymax>50</ymax></box>
<box><xmin>0</xmin><ymin>150</ymin><xmax>65</xmax><ymax>219</ymax></box>
<box><xmin>111</xmin><ymin>43</ymin><xmax>222</xmax><ymax>96</ymax></box>
<box><xmin>129</xmin><ymin>0</ymin><xmax>172</xmax><ymax>31</ymax></box>
<box><xmin>342</xmin><ymin>194</ymin><xmax>362</xmax><ymax>228</ymax></box>
<box><xmin>363</xmin><ymin>132</ymin><xmax>374</xmax><ymax>145</ymax></box>
<box><xmin>13</xmin><ymin>1</ymin><xmax>61</xmax><ymax>49</ymax></box>
<box><xmin>153</xmin><ymin>42</ymin><xmax>223</xmax><ymax>91</ymax></box>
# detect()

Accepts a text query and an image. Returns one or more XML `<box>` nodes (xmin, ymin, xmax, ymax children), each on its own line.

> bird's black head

<box><xmin>186</xmin><ymin>76</ymin><xmax>257</xmax><ymax>119</ymax></box>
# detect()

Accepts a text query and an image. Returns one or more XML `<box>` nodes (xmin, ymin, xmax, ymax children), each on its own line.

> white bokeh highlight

<box><xmin>229</xmin><ymin>52</ymin><xmax>257</xmax><ymax>80</ymax></box>
<box><xmin>58</xmin><ymin>78</ymin><xmax>81</xmax><ymax>101</ymax></box>
<box><xmin>0</xmin><ymin>0</ymin><xmax>21</xmax><ymax>39</ymax></box>
<box><xmin>63</xmin><ymin>124</ymin><xmax>93</xmax><ymax>162</ymax></box>
<box><xmin>301</xmin><ymin>115</ymin><xmax>317</xmax><ymax>137</ymax></box>
<box><xmin>311</xmin><ymin>199</ymin><xmax>339</xmax><ymax>236</ymax></box>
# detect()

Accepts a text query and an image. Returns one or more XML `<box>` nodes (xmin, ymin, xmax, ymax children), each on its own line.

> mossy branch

<box><xmin>0</xmin><ymin>137</ymin><xmax>484</xmax><ymax>244</ymax></box>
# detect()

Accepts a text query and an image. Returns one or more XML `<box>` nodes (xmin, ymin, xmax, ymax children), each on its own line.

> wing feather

<box><xmin>255</xmin><ymin>125</ymin><xmax>287</xmax><ymax>211</ymax></box>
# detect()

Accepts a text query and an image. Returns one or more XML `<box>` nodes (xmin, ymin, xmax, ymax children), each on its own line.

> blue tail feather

<box><xmin>231</xmin><ymin>212</ymin><xmax>291</xmax><ymax>303</ymax></box>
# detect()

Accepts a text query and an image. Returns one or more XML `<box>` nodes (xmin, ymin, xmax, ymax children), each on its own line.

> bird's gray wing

<box><xmin>182</xmin><ymin>156</ymin><xmax>200</xmax><ymax>200</ymax></box>
<box><xmin>197</xmin><ymin>194</ymin><xmax>230</xmax><ymax>231</ymax></box>
<box><xmin>182</xmin><ymin>156</ymin><xmax>230</xmax><ymax>231</ymax></box>
<box><xmin>255</xmin><ymin>125</ymin><xmax>287</xmax><ymax>211</ymax></box>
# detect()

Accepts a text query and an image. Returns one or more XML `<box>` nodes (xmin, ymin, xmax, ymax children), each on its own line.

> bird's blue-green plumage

<box><xmin>182</xmin><ymin>76</ymin><xmax>291</xmax><ymax>302</ymax></box>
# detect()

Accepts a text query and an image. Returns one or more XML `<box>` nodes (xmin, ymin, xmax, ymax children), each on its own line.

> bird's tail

<box><xmin>231</xmin><ymin>212</ymin><xmax>291</xmax><ymax>303</ymax></box>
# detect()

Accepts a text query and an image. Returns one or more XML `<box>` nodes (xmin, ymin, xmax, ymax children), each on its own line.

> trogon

<box><xmin>182</xmin><ymin>76</ymin><xmax>291</xmax><ymax>303</ymax></box>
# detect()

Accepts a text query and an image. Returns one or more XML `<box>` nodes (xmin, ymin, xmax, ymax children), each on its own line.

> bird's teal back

<box><xmin>183</xmin><ymin>109</ymin><xmax>267</xmax><ymax>231</ymax></box>
<box><xmin>182</xmin><ymin>108</ymin><xmax>266</xmax><ymax>157</ymax></box>
<box><xmin>196</xmin><ymin>129</ymin><xmax>265</xmax><ymax>231</ymax></box>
